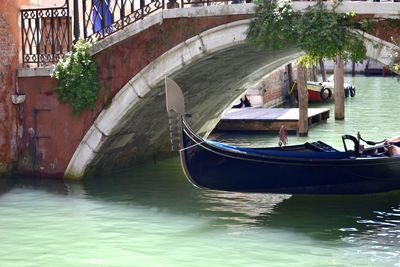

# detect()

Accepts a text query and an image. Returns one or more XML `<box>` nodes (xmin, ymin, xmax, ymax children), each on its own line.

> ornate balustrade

<box><xmin>20</xmin><ymin>0</ymin><xmax>400</xmax><ymax>66</ymax></box>
<box><xmin>21</xmin><ymin>2</ymin><xmax>71</xmax><ymax>66</ymax></box>
<box><xmin>81</xmin><ymin>0</ymin><xmax>165</xmax><ymax>41</ymax></box>
<box><xmin>21</xmin><ymin>0</ymin><xmax>240</xmax><ymax>66</ymax></box>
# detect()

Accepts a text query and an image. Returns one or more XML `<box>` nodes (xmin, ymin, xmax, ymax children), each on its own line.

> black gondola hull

<box><xmin>180</xmin><ymin>122</ymin><xmax>400</xmax><ymax>195</ymax></box>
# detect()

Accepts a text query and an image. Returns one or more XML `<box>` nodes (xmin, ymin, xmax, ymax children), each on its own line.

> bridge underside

<box><xmin>85</xmin><ymin>44</ymin><xmax>300</xmax><ymax>176</ymax></box>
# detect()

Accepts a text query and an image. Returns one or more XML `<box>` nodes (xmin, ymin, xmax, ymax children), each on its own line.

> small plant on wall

<box><xmin>52</xmin><ymin>38</ymin><xmax>100</xmax><ymax>112</ymax></box>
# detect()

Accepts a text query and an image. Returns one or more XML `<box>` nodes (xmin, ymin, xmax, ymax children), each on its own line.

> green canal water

<box><xmin>1</xmin><ymin>76</ymin><xmax>400</xmax><ymax>266</ymax></box>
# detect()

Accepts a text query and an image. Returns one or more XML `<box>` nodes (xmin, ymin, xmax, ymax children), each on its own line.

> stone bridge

<box><xmin>13</xmin><ymin>2</ymin><xmax>400</xmax><ymax>179</ymax></box>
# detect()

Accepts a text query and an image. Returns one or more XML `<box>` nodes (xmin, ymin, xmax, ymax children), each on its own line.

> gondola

<box><xmin>165</xmin><ymin>78</ymin><xmax>400</xmax><ymax>195</ymax></box>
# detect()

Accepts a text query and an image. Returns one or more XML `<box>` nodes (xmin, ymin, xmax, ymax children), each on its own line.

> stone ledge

<box><xmin>162</xmin><ymin>4</ymin><xmax>256</xmax><ymax>19</ymax></box>
<box><xmin>293</xmin><ymin>2</ymin><xmax>400</xmax><ymax>17</ymax></box>
<box><xmin>17</xmin><ymin>66</ymin><xmax>54</xmax><ymax>77</ymax></box>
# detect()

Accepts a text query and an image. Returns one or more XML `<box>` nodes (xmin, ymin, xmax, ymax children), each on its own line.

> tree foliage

<box><xmin>52</xmin><ymin>38</ymin><xmax>100</xmax><ymax>113</ymax></box>
<box><xmin>247</xmin><ymin>0</ymin><xmax>296</xmax><ymax>50</ymax></box>
<box><xmin>247</xmin><ymin>0</ymin><xmax>367</xmax><ymax>66</ymax></box>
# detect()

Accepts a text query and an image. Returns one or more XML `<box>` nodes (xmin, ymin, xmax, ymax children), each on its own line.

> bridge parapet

<box><xmin>20</xmin><ymin>1</ymin><xmax>400</xmax><ymax>67</ymax></box>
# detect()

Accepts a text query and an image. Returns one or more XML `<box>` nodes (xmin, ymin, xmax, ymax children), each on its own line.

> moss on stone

<box><xmin>0</xmin><ymin>163</ymin><xmax>15</xmax><ymax>178</ymax></box>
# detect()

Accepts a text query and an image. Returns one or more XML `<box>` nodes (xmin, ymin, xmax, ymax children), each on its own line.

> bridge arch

<box><xmin>65</xmin><ymin>19</ymin><xmax>301</xmax><ymax>178</ymax></box>
<box><xmin>15</xmin><ymin>4</ymin><xmax>398</xmax><ymax>179</ymax></box>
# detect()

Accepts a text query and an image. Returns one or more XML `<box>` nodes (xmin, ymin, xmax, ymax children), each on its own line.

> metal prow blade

<box><xmin>165</xmin><ymin>77</ymin><xmax>185</xmax><ymax>152</ymax></box>
<box><xmin>165</xmin><ymin>77</ymin><xmax>185</xmax><ymax>115</ymax></box>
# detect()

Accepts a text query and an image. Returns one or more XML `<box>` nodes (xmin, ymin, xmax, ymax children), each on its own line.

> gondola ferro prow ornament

<box><xmin>165</xmin><ymin>77</ymin><xmax>185</xmax><ymax>152</ymax></box>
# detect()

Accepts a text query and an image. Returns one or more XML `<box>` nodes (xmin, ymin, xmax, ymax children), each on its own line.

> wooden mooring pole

<box><xmin>334</xmin><ymin>55</ymin><xmax>345</xmax><ymax>120</ymax></box>
<box><xmin>297</xmin><ymin>64</ymin><xmax>308</xmax><ymax>136</ymax></box>
<box><xmin>287</xmin><ymin>63</ymin><xmax>297</xmax><ymax>107</ymax></box>
<box><xmin>319</xmin><ymin>58</ymin><xmax>327</xmax><ymax>82</ymax></box>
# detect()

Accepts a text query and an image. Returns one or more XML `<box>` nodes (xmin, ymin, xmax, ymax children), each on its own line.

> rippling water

<box><xmin>1</xmin><ymin>76</ymin><xmax>400</xmax><ymax>266</ymax></box>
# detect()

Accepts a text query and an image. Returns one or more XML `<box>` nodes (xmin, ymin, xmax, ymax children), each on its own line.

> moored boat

<box><xmin>165</xmin><ymin>78</ymin><xmax>400</xmax><ymax>195</ymax></box>
<box><xmin>307</xmin><ymin>81</ymin><xmax>355</xmax><ymax>102</ymax></box>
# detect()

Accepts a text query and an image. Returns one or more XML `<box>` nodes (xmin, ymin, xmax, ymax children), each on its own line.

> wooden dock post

<box><xmin>297</xmin><ymin>64</ymin><xmax>308</xmax><ymax>136</ymax></box>
<box><xmin>287</xmin><ymin>63</ymin><xmax>297</xmax><ymax>107</ymax></box>
<box><xmin>334</xmin><ymin>55</ymin><xmax>345</xmax><ymax>120</ymax></box>
<box><xmin>319</xmin><ymin>58</ymin><xmax>327</xmax><ymax>82</ymax></box>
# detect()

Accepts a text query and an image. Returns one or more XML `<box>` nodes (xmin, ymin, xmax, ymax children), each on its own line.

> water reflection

<box><xmin>0</xmin><ymin>177</ymin><xmax>15</xmax><ymax>197</ymax></box>
<box><xmin>6</xmin><ymin>158</ymin><xmax>400</xmax><ymax>245</ymax></box>
<box><xmin>200</xmin><ymin>191</ymin><xmax>291</xmax><ymax>224</ymax></box>
<box><xmin>81</xmin><ymin>159</ymin><xmax>291</xmax><ymax>228</ymax></box>
<box><xmin>1</xmin><ymin>158</ymin><xmax>400</xmax><ymax>266</ymax></box>
<box><xmin>80</xmin><ymin>158</ymin><xmax>400</xmax><ymax>242</ymax></box>
<box><xmin>0</xmin><ymin>176</ymin><xmax>69</xmax><ymax>197</ymax></box>
<box><xmin>265</xmin><ymin>193</ymin><xmax>400</xmax><ymax>240</ymax></box>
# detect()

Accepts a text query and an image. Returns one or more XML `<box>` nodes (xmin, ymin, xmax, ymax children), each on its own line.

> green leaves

<box><xmin>247</xmin><ymin>0</ymin><xmax>367</xmax><ymax>66</ymax></box>
<box><xmin>343</xmin><ymin>34</ymin><xmax>367</xmax><ymax>63</ymax></box>
<box><xmin>247</xmin><ymin>0</ymin><xmax>296</xmax><ymax>50</ymax></box>
<box><xmin>296</xmin><ymin>1</ymin><xmax>346</xmax><ymax>60</ymax></box>
<box><xmin>52</xmin><ymin>38</ymin><xmax>100</xmax><ymax>113</ymax></box>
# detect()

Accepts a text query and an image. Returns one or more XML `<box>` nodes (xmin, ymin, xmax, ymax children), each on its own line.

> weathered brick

<box><xmin>0</xmin><ymin>9</ymin><xmax>19</xmax><ymax>169</ymax></box>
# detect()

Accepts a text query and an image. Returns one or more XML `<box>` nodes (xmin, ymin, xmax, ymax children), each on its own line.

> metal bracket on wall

<box><xmin>31</xmin><ymin>108</ymin><xmax>51</xmax><ymax>170</ymax></box>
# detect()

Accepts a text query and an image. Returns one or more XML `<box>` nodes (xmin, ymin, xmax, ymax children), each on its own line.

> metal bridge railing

<box><xmin>81</xmin><ymin>0</ymin><xmax>165</xmax><ymax>41</ymax></box>
<box><xmin>20</xmin><ymin>0</ymin><xmax>245</xmax><ymax>66</ymax></box>
<box><xmin>181</xmin><ymin>0</ymin><xmax>249</xmax><ymax>8</ymax></box>
<box><xmin>21</xmin><ymin>2</ymin><xmax>71</xmax><ymax>67</ymax></box>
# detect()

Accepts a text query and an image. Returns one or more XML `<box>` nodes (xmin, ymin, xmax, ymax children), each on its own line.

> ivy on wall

<box><xmin>247</xmin><ymin>0</ymin><xmax>367</xmax><ymax>66</ymax></box>
<box><xmin>52</xmin><ymin>38</ymin><xmax>100</xmax><ymax>113</ymax></box>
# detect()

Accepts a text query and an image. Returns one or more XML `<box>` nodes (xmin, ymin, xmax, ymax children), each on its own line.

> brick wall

<box><xmin>247</xmin><ymin>66</ymin><xmax>290</xmax><ymax>107</ymax></box>
<box><xmin>371</xmin><ymin>19</ymin><xmax>400</xmax><ymax>44</ymax></box>
<box><xmin>0</xmin><ymin>1</ymin><xmax>27</xmax><ymax>175</ymax></box>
